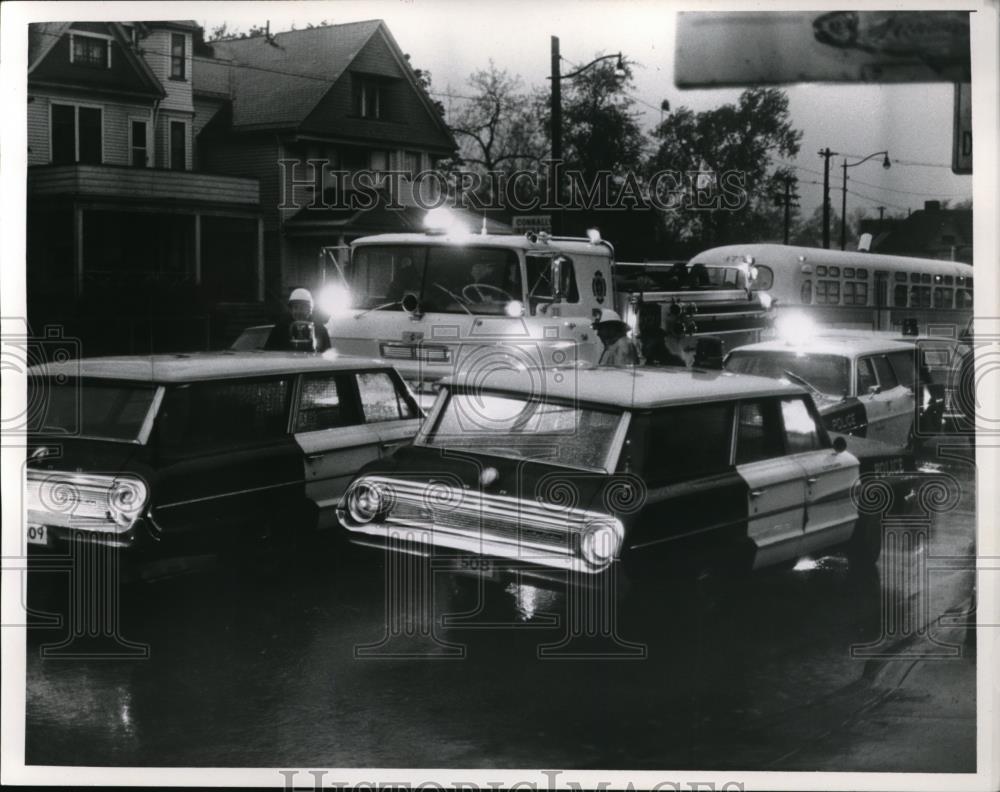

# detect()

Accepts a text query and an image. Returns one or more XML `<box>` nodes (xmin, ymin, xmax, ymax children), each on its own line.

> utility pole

<box><xmin>878</xmin><ymin>206</ymin><xmax>885</xmax><ymax>222</ymax></box>
<box><xmin>773</xmin><ymin>174</ymin><xmax>799</xmax><ymax>245</ymax></box>
<box><xmin>818</xmin><ymin>148</ymin><xmax>837</xmax><ymax>249</ymax></box>
<box><xmin>550</xmin><ymin>36</ymin><xmax>562</xmax><ymax>233</ymax></box>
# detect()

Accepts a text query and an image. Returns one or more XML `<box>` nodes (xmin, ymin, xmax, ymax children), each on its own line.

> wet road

<box><xmin>23</xmin><ymin>453</ymin><xmax>977</xmax><ymax>771</ymax></box>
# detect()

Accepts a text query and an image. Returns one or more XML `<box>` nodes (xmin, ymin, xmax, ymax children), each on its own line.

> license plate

<box><xmin>450</xmin><ymin>555</ymin><xmax>497</xmax><ymax>579</ymax></box>
<box><xmin>26</xmin><ymin>524</ymin><xmax>48</xmax><ymax>546</ymax></box>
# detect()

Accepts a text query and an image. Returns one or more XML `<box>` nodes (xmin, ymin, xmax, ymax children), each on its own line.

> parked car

<box><xmin>25</xmin><ymin>352</ymin><xmax>421</xmax><ymax>562</ymax></box>
<box><xmin>724</xmin><ymin>335</ymin><xmax>921</xmax><ymax>450</ymax></box>
<box><xmin>338</xmin><ymin>366</ymin><xmax>912</xmax><ymax>581</ymax></box>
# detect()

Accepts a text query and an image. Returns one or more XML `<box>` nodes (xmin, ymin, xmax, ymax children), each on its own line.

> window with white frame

<box><xmin>170</xmin><ymin>33</ymin><xmax>186</xmax><ymax>79</ymax></box>
<box><xmin>51</xmin><ymin>103</ymin><xmax>102</xmax><ymax>165</ymax></box>
<box><xmin>130</xmin><ymin>119</ymin><xmax>148</xmax><ymax>167</ymax></box>
<box><xmin>353</xmin><ymin>75</ymin><xmax>381</xmax><ymax>118</ymax></box>
<box><xmin>70</xmin><ymin>34</ymin><xmax>110</xmax><ymax>68</ymax></box>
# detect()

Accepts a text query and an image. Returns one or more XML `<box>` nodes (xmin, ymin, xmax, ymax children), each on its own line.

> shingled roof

<box><xmin>197</xmin><ymin>19</ymin><xmax>453</xmax><ymax>151</ymax></box>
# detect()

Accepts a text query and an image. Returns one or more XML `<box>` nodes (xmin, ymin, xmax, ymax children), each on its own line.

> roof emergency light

<box><xmin>424</xmin><ymin>207</ymin><xmax>467</xmax><ymax>236</ymax></box>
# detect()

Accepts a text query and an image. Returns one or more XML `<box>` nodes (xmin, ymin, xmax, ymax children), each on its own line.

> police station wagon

<box><xmin>25</xmin><ymin>352</ymin><xmax>420</xmax><ymax>560</ymax></box>
<box><xmin>725</xmin><ymin>335</ymin><xmax>920</xmax><ymax>450</ymax></box>
<box><xmin>339</xmin><ymin>366</ymin><xmax>888</xmax><ymax>577</ymax></box>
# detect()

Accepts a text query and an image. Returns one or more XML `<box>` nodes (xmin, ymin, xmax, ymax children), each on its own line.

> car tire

<box><xmin>845</xmin><ymin>513</ymin><xmax>883</xmax><ymax>567</ymax></box>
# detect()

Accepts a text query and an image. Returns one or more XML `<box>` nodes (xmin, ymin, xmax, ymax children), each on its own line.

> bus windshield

<box><xmin>350</xmin><ymin>244</ymin><xmax>523</xmax><ymax>315</ymax></box>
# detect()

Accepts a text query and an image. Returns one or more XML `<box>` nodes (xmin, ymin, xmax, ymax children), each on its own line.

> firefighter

<box><xmin>265</xmin><ymin>288</ymin><xmax>332</xmax><ymax>352</ymax></box>
<box><xmin>593</xmin><ymin>309</ymin><xmax>639</xmax><ymax>367</ymax></box>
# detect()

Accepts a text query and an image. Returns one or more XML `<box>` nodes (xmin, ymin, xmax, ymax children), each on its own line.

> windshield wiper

<box><xmin>781</xmin><ymin>369</ymin><xmax>826</xmax><ymax>398</ymax></box>
<box><xmin>433</xmin><ymin>283</ymin><xmax>473</xmax><ymax>316</ymax></box>
<box><xmin>354</xmin><ymin>301</ymin><xmax>400</xmax><ymax>320</ymax></box>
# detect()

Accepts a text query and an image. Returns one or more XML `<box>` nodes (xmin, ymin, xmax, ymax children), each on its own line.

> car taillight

<box><xmin>108</xmin><ymin>477</ymin><xmax>148</xmax><ymax>528</ymax></box>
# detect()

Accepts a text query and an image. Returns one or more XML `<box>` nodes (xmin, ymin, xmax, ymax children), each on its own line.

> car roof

<box><xmin>813</xmin><ymin>329</ymin><xmax>967</xmax><ymax>347</ymax></box>
<box><xmin>29</xmin><ymin>351</ymin><xmax>395</xmax><ymax>384</ymax></box>
<box><xmin>441</xmin><ymin>365</ymin><xmax>804</xmax><ymax>408</ymax></box>
<box><xmin>730</xmin><ymin>335</ymin><xmax>917</xmax><ymax>358</ymax></box>
<box><xmin>353</xmin><ymin>232</ymin><xmax>607</xmax><ymax>257</ymax></box>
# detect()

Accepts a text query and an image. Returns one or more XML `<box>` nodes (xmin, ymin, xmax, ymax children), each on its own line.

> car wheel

<box><xmin>845</xmin><ymin>513</ymin><xmax>883</xmax><ymax>566</ymax></box>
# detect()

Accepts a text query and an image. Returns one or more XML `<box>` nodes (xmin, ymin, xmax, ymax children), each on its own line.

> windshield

<box><xmin>350</xmin><ymin>244</ymin><xmax>523</xmax><ymax>315</ymax></box>
<box><xmin>28</xmin><ymin>379</ymin><xmax>159</xmax><ymax>442</ymax></box>
<box><xmin>616</xmin><ymin>263</ymin><xmax>747</xmax><ymax>292</ymax></box>
<box><xmin>423</xmin><ymin>391</ymin><xmax>624</xmax><ymax>471</ymax></box>
<box><xmin>725</xmin><ymin>351</ymin><xmax>850</xmax><ymax>399</ymax></box>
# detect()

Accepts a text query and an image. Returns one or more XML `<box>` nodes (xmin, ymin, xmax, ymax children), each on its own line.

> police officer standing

<box><xmin>265</xmin><ymin>288</ymin><xmax>332</xmax><ymax>353</ymax></box>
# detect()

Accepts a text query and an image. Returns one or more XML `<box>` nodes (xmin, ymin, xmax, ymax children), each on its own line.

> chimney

<box><xmin>924</xmin><ymin>200</ymin><xmax>941</xmax><ymax>212</ymax></box>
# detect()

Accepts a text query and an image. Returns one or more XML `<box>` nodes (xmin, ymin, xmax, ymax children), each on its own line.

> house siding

<box><xmin>141</xmin><ymin>28</ymin><xmax>193</xmax><ymax>113</ymax></box>
<box><xmin>27</xmin><ymin>88</ymin><xmax>154</xmax><ymax>166</ymax></box>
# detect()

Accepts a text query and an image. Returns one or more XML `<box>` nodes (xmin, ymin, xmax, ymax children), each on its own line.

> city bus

<box><xmin>691</xmin><ymin>244</ymin><xmax>974</xmax><ymax>335</ymax></box>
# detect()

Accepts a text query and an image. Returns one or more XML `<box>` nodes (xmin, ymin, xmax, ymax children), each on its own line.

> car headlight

<box><xmin>347</xmin><ymin>481</ymin><xmax>389</xmax><ymax>524</ymax></box>
<box><xmin>580</xmin><ymin>520</ymin><xmax>623</xmax><ymax>569</ymax></box>
<box><xmin>108</xmin><ymin>477</ymin><xmax>148</xmax><ymax>528</ymax></box>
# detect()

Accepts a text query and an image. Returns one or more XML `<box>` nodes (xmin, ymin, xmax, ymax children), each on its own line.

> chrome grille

<box><xmin>348</xmin><ymin>475</ymin><xmax>621</xmax><ymax>569</ymax></box>
<box><xmin>379</xmin><ymin>343</ymin><xmax>451</xmax><ymax>362</ymax></box>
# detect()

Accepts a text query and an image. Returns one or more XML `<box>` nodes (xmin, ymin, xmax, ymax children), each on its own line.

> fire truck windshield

<box><xmin>349</xmin><ymin>244</ymin><xmax>523</xmax><ymax>315</ymax></box>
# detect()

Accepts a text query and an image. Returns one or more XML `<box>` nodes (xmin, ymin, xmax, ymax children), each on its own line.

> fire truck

<box><xmin>319</xmin><ymin>212</ymin><xmax>772</xmax><ymax>389</ymax></box>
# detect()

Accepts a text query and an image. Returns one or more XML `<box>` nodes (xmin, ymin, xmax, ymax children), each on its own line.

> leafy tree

<box><xmin>790</xmin><ymin>204</ymin><xmax>861</xmax><ymax>248</ymax></box>
<box><xmin>554</xmin><ymin>57</ymin><xmax>645</xmax><ymax>184</ymax></box>
<box><xmin>404</xmin><ymin>54</ymin><xmax>446</xmax><ymax>117</ymax></box>
<box><xmin>647</xmin><ymin>88</ymin><xmax>803</xmax><ymax>250</ymax></box>
<box><xmin>206</xmin><ymin>22</ymin><xmax>270</xmax><ymax>41</ymax></box>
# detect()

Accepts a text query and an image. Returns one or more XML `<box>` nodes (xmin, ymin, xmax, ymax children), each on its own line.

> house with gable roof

<box><xmin>194</xmin><ymin>20</ymin><xmax>459</xmax><ymax>299</ymax></box>
<box><xmin>27</xmin><ymin>21</ymin><xmax>265</xmax><ymax>351</ymax></box>
<box><xmin>26</xmin><ymin>19</ymin><xmax>457</xmax><ymax>353</ymax></box>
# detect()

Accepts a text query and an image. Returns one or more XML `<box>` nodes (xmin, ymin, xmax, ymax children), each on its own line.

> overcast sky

<box><xmin>203</xmin><ymin>1</ymin><xmax>972</xmax><ymax>221</ymax></box>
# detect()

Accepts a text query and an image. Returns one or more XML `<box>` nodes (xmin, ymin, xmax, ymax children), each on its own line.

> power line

<box><xmin>775</xmin><ymin>159</ymin><xmax>967</xmax><ymax>199</ymax></box>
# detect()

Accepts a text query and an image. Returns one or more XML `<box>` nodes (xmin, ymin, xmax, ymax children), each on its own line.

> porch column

<box><xmin>257</xmin><ymin>218</ymin><xmax>265</xmax><ymax>301</ymax></box>
<box><xmin>73</xmin><ymin>206</ymin><xmax>84</xmax><ymax>298</ymax></box>
<box><xmin>193</xmin><ymin>213</ymin><xmax>202</xmax><ymax>285</ymax></box>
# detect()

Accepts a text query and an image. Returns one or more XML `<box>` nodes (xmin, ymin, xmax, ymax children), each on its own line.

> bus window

<box><xmin>956</xmin><ymin>289</ymin><xmax>973</xmax><ymax>309</ymax></box>
<box><xmin>754</xmin><ymin>265</ymin><xmax>773</xmax><ymax>290</ymax></box>
<box><xmin>910</xmin><ymin>285</ymin><xmax>931</xmax><ymax>308</ymax></box>
<box><xmin>921</xmin><ymin>273</ymin><xmax>932</xmax><ymax>284</ymax></box>
<box><xmin>844</xmin><ymin>267</ymin><xmax>855</xmax><ymax>278</ymax></box>
<box><xmin>857</xmin><ymin>268</ymin><xmax>868</xmax><ymax>279</ymax></box>
<box><xmin>910</xmin><ymin>273</ymin><xmax>921</xmax><ymax>283</ymax></box>
<box><xmin>933</xmin><ymin>287</ymin><xmax>953</xmax><ymax>309</ymax></box>
<box><xmin>843</xmin><ymin>282</ymin><xmax>867</xmax><ymax>305</ymax></box>
<box><xmin>816</xmin><ymin>265</ymin><xmax>827</xmax><ymax>276</ymax></box>
<box><xmin>816</xmin><ymin>280</ymin><xmax>840</xmax><ymax>304</ymax></box>
<box><xmin>894</xmin><ymin>284</ymin><xmax>909</xmax><ymax>306</ymax></box>
<box><xmin>828</xmin><ymin>266</ymin><xmax>840</xmax><ymax>277</ymax></box>
<box><xmin>895</xmin><ymin>272</ymin><xmax>907</xmax><ymax>283</ymax></box>
<box><xmin>801</xmin><ymin>280</ymin><xmax>812</xmax><ymax>304</ymax></box>
<box><xmin>944</xmin><ymin>275</ymin><xmax>954</xmax><ymax>285</ymax></box>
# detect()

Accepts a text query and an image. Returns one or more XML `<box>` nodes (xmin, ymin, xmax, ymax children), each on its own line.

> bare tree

<box><xmin>450</xmin><ymin>63</ymin><xmax>545</xmax><ymax>174</ymax></box>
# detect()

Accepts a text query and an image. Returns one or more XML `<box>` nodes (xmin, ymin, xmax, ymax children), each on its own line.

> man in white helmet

<box><xmin>265</xmin><ymin>288</ymin><xmax>332</xmax><ymax>352</ymax></box>
<box><xmin>593</xmin><ymin>308</ymin><xmax>638</xmax><ymax>367</ymax></box>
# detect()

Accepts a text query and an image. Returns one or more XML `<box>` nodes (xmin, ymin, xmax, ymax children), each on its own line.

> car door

<box><xmin>733</xmin><ymin>398</ymin><xmax>807</xmax><ymax>569</ymax></box>
<box><xmin>152</xmin><ymin>377</ymin><xmax>302</xmax><ymax>542</ymax></box>
<box><xmin>864</xmin><ymin>353</ymin><xmax>913</xmax><ymax>447</ymax></box>
<box><xmin>856</xmin><ymin>355</ymin><xmax>888</xmax><ymax>443</ymax></box>
<box><xmin>292</xmin><ymin>371</ymin><xmax>382</xmax><ymax>530</ymax></box>
<box><xmin>779</xmin><ymin>396</ymin><xmax>858</xmax><ymax>557</ymax></box>
<box><xmin>353</xmin><ymin>369</ymin><xmax>423</xmax><ymax>456</ymax></box>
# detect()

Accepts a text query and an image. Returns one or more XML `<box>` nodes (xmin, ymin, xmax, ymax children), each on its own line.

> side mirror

<box><xmin>867</xmin><ymin>384</ymin><xmax>881</xmax><ymax>396</ymax></box>
<box><xmin>832</xmin><ymin>435</ymin><xmax>848</xmax><ymax>454</ymax></box>
<box><xmin>551</xmin><ymin>256</ymin><xmax>565</xmax><ymax>302</ymax></box>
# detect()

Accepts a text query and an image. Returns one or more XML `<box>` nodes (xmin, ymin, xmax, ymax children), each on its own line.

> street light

<box><xmin>549</xmin><ymin>36</ymin><xmax>625</xmax><ymax>232</ymax></box>
<box><xmin>841</xmin><ymin>151</ymin><xmax>891</xmax><ymax>250</ymax></box>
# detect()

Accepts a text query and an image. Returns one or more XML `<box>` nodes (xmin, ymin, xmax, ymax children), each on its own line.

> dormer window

<box><xmin>70</xmin><ymin>34</ymin><xmax>110</xmax><ymax>68</ymax></box>
<box><xmin>353</xmin><ymin>75</ymin><xmax>381</xmax><ymax>119</ymax></box>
